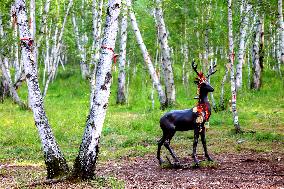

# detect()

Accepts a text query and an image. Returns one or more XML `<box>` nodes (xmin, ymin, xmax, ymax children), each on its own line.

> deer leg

<box><xmin>157</xmin><ymin>135</ymin><xmax>166</xmax><ymax>165</ymax></box>
<box><xmin>192</xmin><ymin>126</ymin><xmax>200</xmax><ymax>165</ymax></box>
<box><xmin>162</xmin><ymin>124</ymin><xmax>179</xmax><ymax>163</ymax></box>
<box><xmin>201</xmin><ymin>128</ymin><xmax>213</xmax><ymax>161</ymax></box>
<box><xmin>164</xmin><ymin>136</ymin><xmax>179</xmax><ymax>163</ymax></box>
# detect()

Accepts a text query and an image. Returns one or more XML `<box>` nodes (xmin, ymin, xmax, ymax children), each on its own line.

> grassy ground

<box><xmin>0</xmin><ymin>63</ymin><xmax>283</xmax><ymax>187</ymax></box>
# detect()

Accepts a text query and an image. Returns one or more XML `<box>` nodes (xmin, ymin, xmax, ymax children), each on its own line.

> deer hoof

<box><xmin>206</xmin><ymin>155</ymin><xmax>214</xmax><ymax>162</ymax></box>
<box><xmin>158</xmin><ymin>158</ymin><xmax>165</xmax><ymax>165</ymax></box>
<box><xmin>173</xmin><ymin>161</ymin><xmax>182</xmax><ymax>168</ymax></box>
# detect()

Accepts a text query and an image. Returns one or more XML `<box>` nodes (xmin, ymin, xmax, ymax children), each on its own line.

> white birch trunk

<box><xmin>15</xmin><ymin>0</ymin><xmax>69</xmax><ymax>178</ymax></box>
<box><xmin>278</xmin><ymin>0</ymin><xmax>284</xmax><ymax>63</ymax></box>
<box><xmin>29</xmin><ymin>0</ymin><xmax>38</xmax><ymax>68</ymax></box>
<box><xmin>90</xmin><ymin>0</ymin><xmax>104</xmax><ymax>107</ymax></box>
<box><xmin>37</xmin><ymin>0</ymin><xmax>51</xmax><ymax>51</ymax></box>
<box><xmin>236</xmin><ymin>3</ymin><xmax>251</xmax><ymax>90</ymax></box>
<box><xmin>43</xmin><ymin>0</ymin><xmax>72</xmax><ymax>98</ymax></box>
<box><xmin>72</xmin><ymin>14</ymin><xmax>89</xmax><ymax>79</ymax></box>
<box><xmin>0</xmin><ymin>14</ymin><xmax>3</xmax><ymax>37</ymax></box>
<box><xmin>10</xmin><ymin>5</ymin><xmax>21</xmax><ymax>82</ymax></box>
<box><xmin>30</xmin><ymin>0</ymin><xmax>36</xmax><ymax>39</ymax></box>
<box><xmin>92</xmin><ymin>0</ymin><xmax>98</xmax><ymax>43</ymax></box>
<box><xmin>247</xmin><ymin>50</ymin><xmax>251</xmax><ymax>88</ymax></box>
<box><xmin>43</xmin><ymin>24</ymin><xmax>50</xmax><ymax>84</ymax></box>
<box><xmin>220</xmin><ymin>64</ymin><xmax>229</xmax><ymax>110</ymax></box>
<box><xmin>252</xmin><ymin>15</ymin><xmax>262</xmax><ymax>90</ymax></box>
<box><xmin>259</xmin><ymin>14</ymin><xmax>264</xmax><ymax>70</ymax></box>
<box><xmin>0</xmin><ymin>57</ymin><xmax>27</xmax><ymax>108</ymax></box>
<box><xmin>183</xmin><ymin>44</ymin><xmax>189</xmax><ymax>95</ymax></box>
<box><xmin>126</xmin><ymin>60</ymin><xmax>131</xmax><ymax>105</ymax></box>
<box><xmin>53</xmin><ymin>0</ymin><xmax>72</xmax><ymax>72</ymax></box>
<box><xmin>276</xmin><ymin>28</ymin><xmax>283</xmax><ymax>78</ymax></box>
<box><xmin>228</xmin><ymin>0</ymin><xmax>241</xmax><ymax>132</ymax></box>
<box><xmin>208</xmin><ymin>59</ymin><xmax>216</xmax><ymax>111</ymax></box>
<box><xmin>73</xmin><ymin>0</ymin><xmax>121</xmax><ymax>179</ymax></box>
<box><xmin>155</xmin><ymin>0</ymin><xmax>175</xmax><ymax>105</ymax></box>
<box><xmin>40</xmin><ymin>0</ymin><xmax>51</xmax><ymax>35</ymax></box>
<box><xmin>117</xmin><ymin>3</ymin><xmax>128</xmax><ymax>104</ymax></box>
<box><xmin>126</xmin><ymin>0</ymin><xmax>166</xmax><ymax>108</ymax></box>
<box><xmin>93</xmin><ymin>0</ymin><xmax>104</xmax><ymax>64</ymax></box>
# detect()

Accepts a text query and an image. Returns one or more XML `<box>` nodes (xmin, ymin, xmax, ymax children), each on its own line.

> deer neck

<box><xmin>198</xmin><ymin>93</ymin><xmax>212</xmax><ymax>121</ymax></box>
<box><xmin>198</xmin><ymin>92</ymin><xmax>209</xmax><ymax>104</ymax></box>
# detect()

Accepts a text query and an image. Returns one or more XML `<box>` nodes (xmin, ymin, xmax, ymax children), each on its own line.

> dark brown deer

<box><xmin>157</xmin><ymin>60</ymin><xmax>216</xmax><ymax>166</ymax></box>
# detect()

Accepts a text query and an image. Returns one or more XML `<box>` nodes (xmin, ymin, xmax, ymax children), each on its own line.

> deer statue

<box><xmin>157</xmin><ymin>60</ymin><xmax>217</xmax><ymax>166</ymax></box>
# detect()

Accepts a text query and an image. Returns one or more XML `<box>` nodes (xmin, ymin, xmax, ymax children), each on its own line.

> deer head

<box><xmin>192</xmin><ymin>60</ymin><xmax>216</xmax><ymax>94</ymax></box>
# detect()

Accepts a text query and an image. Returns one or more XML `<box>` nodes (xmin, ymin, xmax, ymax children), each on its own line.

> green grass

<box><xmin>0</xmin><ymin>63</ymin><xmax>283</xmax><ymax>167</ymax></box>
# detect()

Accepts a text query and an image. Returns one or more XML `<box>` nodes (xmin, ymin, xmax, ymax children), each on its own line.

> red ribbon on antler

<box><xmin>101</xmin><ymin>46</ymin><xmax>118</xmax><ymax>64</ymax></box>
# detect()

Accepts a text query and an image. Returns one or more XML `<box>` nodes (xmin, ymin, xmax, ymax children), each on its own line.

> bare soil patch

<box><xmin>0</xmin><ymin>153</ymin><xmax>283</xmax><ymax>188</ymax></box>
<box><xmin>97</xmin><ymin>153</ymin><xmax>284</xmax><ymax>189</ymax></box>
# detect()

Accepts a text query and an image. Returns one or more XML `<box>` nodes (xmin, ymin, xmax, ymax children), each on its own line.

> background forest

<box><xmin>0</xmin><ymin>0</ymin><xmax>283</xmax><ymax>188</ymax></box>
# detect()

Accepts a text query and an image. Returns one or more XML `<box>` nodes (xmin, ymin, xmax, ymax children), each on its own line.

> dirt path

<box><xmin>97</xmin><ymin>153</ymin><xmax>284</xmax><ymax>189</ymax></box>
<box><xmin>0</xmin><ymin>153</ymin><xmax>283</xmax><ymax>188</ymax></box>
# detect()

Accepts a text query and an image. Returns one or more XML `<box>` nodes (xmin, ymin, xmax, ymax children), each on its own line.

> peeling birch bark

<box><xmin>73</xmin><ymin>0</ymin><xmax>121</xmax><ymax>179</ymax></box>
<box><xmin>126</xmin><ymin>0</ymin><xmax>166</xmax><ymax>108</ymax></box>
<box><xmin>236</xmin><ymin>3</ymin><xmax>251</xmax><ymax>90</ymax></box>
<box><xmin>228</xmin><ymin>0</ymin><xmax>241</xmax><ymax>132</ymax></box>
<box><xmin>15</xmin><ymin>0</ymin><xmax>69</xmax><ymax>178</ymax></box>
<box><xmin>117</xmin><ymin>2</ymin><xmax>128</xmax><ymax>104</ymax></box>
<box><xmin>154</xmin><ymin>0</ymin><xmax>175</xmax><ymax>106</ymax></box>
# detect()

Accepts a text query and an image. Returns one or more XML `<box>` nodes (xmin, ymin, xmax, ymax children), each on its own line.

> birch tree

<box><xmin>72</xmin><ymin>13</ymin><xmax>89</xmax><ymax>79</ymax></box>
<box><xmin>73</xmin><ymin>0</ymin><xmax>121</xmax><ymax>179</ymax></box>
<box><xmin>236</xmin><ymin>2</ymin><xmax>251</xmax><ymax>90</ymax></box>
<box><xmin>154</xmin><ymin>0</ymin><xmax>176</xmax><ymax>105</ymax></box>
<box><xmin>15</xmin><ymin>0</ymin><xmax>69</xmax><ymax>178</ymax></box>
<box><xmin>90</xmin><ymin>0</ymin><xmax>104</xmax><ymax>107</ymax></box>
<box><xmin>126</xmin><ymin>0</ymin><xmax>166</xmax><ymax>108</ymax></box>
<box><xmin>228</xmin><ymin>0</ymin><xmax>241</xmax><ymax>133</ymax></box>
<box><xmin>117</xmin><ymin>2</ymin><xmax>128</xmax><ymax>104</ymax></box>
<box><xmin>251</xmin><ymin>15</ymin><xmax>262</xmax><ymax>90</ymax></box>
<box><xmin>278</xmin><ymin>0</ymin><xmax>284</xmax><ymax>63</ymax></box>
<box><xmin>42</xmin><ymin>0</ymin><xmax>73</xmax><ymax>98</ymax></box>
<box><xmin>0</xmin><ymin>57</ymin><xmax>27</xmax><ymax>109</ymax></box>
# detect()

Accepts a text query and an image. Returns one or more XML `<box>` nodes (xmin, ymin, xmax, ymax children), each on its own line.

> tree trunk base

<box><xmin>72</xmin><ymin>155</ymin><xmax>97</xmax><ymax>180</ymax></box>
<box><xmin>234</xmin><ymin>124</ymin><xmax>243</xmax><ymax>134</ymax></box>
<box><xmin>45</xmin><ymin>157</ymin><xmax>69</xmax><ymax>179</ymax></box>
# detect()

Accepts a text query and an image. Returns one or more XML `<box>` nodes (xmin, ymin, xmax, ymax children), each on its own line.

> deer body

<box><xmin>157</xmin><ymin>61</ymin><xmax>216</xmax><ymax>166</ymax></box>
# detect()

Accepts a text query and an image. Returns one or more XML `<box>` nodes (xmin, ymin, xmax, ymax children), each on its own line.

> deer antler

<box><xmin>206</xmin><ymin>61</ymin><xmax>217</xmax><ymax>78</ymax></box>
<box><xmin>192</xmin><ymin>60</ymin><xmax>199</xmax><ymax>76</ymax></box>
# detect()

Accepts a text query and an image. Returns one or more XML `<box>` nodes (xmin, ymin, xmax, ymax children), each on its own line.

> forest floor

<box><xmin>0</xmin><ymin>68</ymin><xmax>283</xmax><ymax>188</ymax></box>
<box><xmin>1</xmin><ymin>152</ymin><xmax>283</xmax><ymax>188</ymax></box>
